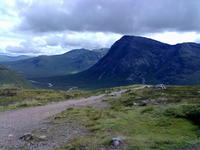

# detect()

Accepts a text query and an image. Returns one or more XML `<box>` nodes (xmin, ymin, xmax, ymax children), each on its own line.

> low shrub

<box><xmin>163</xmin><ymin>104</ymin><xmax>200</xmax><ymax>125</ymax></box>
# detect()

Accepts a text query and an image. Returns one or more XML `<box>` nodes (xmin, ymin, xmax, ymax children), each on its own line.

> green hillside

<box><xmin>0</xmin><ymin>55</ymin><xmax>31</xmax><ymax>62</ymax></box>
<box><xmin>0</xmin><ymin>65</ymin><xmax>32</xmax><ymax>88</ymax></box>
<box><xmin>3</xmin><ymin>48</ymin><xmax>108</xmax><ymax>78</ymax></box>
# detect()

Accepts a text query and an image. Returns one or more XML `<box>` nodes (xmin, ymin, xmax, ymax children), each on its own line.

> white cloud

<box><xmin>61</xmin><ymin>32</ymin><xmax>121</xmax><ymax>49</ymax></box>
<box><xmin>146</xmin><ymin>32</ymin><xmax>200</xmax><ymax>45</ymax></box>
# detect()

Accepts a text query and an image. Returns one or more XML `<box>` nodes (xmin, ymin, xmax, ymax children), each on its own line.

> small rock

<box><xmin>196</xmin><ymin>130</ymin><xmax>200</xmax><ymax>134</ymax></box>
<box><xmin>110</xmin><ymin>137</ymin><xmax>125</xmax><ymax>148</ymax></box>
<box><xmin>109</xmin><ymin>93</ymin><xmax>115</xmax><ymax>96</ymax></box>
<box><xmin>54</xmin><ymin>116</ymin><xmax>62</xmax><ymax>120</ymax></box>
<box><xmin>8</xmin><ymin>134</ymin><xmax>13</xmax><ymax>137</ymax></box>
<box><xmin>79</xmin><ymin>146</ymin><xmax>86</xmax><ymax>150</ymax></box>
<box><xmin>40</xmin><ymin>127</ymin><xmax>47</xmax><ymax>131</ymax></box>
<box><xmin>38</xmin><ymin>135</ymin><xmax>47</xmax><ymax>140</ymax></box>
<box><xmin>155</xmin><ymin>84</ymin><xmax>166</xmax><ymax>90</ymax></box>
<box><xmin>141</xmin><ymin>99</ymin><xmax>156</xmax><ymax>104</ymax></box>
<box><xmin>133</xmin><ymin>102</ymin><xmax>139</xmax><ymax>106</ymax></box>
<box><xmin>145</xmin><ymin>85</ymin><xmax>151</xmax><ymax>88</ymax></box>
<box><xmin>19</xmin><ymin>133</ymin><xmax>34</xmax><ymax>141</ymax></box>
<box><xmin>197</xmin><ymin>91</ymin><xmax>200</xmax><ymax>94</ymax></box>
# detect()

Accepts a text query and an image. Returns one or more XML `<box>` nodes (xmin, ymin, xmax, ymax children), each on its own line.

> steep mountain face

<box><xmin>2</xmin><ymin>49</ymin><xmax>108</xmax><ymax>78</ymax></box>
<box><xmin>83</xmin><ymin>36</ymin><xmax>200</xmax><ymax>85</ymax></box>
<box><xmin>0</xmin><ymin>55</ymin><xmax>31</xmax><ymax>62</ymax></box>
<box><xmin>84</xmin><ymin>36</ymin><xmax>171</xmax><ymax>82</ymax></box>
<box><xmin>0</xmin><ymin>65</ymin><xmax>32</xmax><ymax>88</ymax></box>
<box><xmin>33</xmin><ymin>35</ymin><xmax>200</xmax><ymax>89</ymax></box>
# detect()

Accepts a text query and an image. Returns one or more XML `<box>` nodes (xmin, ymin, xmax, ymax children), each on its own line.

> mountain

<box><xmin>34</xmin><ymin>35</ymin><xmax>200</xmax><ymax>89</ymax></box>
<box><xmin>2</xmin><ymin>48</ymin><xmax>109</xmax><ymax>78</ymax></box>
<box><xmin>0</xmin><ymin>65</ymin><xmax>32</xmax><ymax>88</ymax></box>
<box><xmin>0</xmin><ymin>55</ymin><xmax>31</xmax><ymax>62</ymax></box>
<box><xmin>93</xmin><ymin>48</ymin><xmax>109</xmax><ymax>57</ymax></box>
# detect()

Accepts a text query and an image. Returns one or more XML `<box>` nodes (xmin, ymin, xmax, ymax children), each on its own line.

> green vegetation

<box><xmin>0</xmin><ymin>88</ymin><xmax>93</xmax><ymax>111</ymax></box>
<box><xmin>35</xmin><ymin>74</ymin><xmax>136</xmax><ymax>90</ymax></box>
<box><xmin>55</xmin><ymin>86</ymin><xmax>200</xmax><ymax>150</ymax></box>
<box><xmin>1</xmin><ymin>85</ymin><xmax>200</xmax><ymax>149</ymax></box>
<box><xmin>0</xmin><ymin>85</ymin><xmax>128</xmax><ymax>111</ymax></box>
<box><xmin>0</xmin><ymin>65</ymin><xmax>32</xmax><ymax>88</ymax></box>
<box><xmin>2</xmin><ymin>49</ymin><xmax>108</xmax><ymax>78</ymax></box>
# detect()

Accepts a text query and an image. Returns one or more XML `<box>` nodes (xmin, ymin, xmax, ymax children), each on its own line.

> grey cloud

<box><xmin>6</xmin><ymin>45</ymin><xmax>40</xmax><ymax>54</ymax></box>
<box><xmin>45</xmin><ymin>35</ymin><xmax>62</xmax><ymax>46</ymax></box>
<box><xmin>18</xmin><ymin>0</ymin><xmax>200</xmax><ymax>34</ymax></box>
<box><xmin>44</xmin><ymin>32</ymin><xmax>120</xmax><ymax>50</ymax></box>
<box><xmin>6</xmin><ymin>40</ymin><xmax>41</xmax><ymax>55</ymax></box>
<box><xmin>61</xmin><ymin>38</ymin><xmax>102</xmax><ymax>49</ymax></box>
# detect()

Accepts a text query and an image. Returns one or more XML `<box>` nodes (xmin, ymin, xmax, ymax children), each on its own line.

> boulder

<box><xmin>110</xmin><ymin>137</ymin><xmax>125</xmax><ymax>148</ymax></box>
<box><xmin>19</xmin><ymin>133</ymin><xmax>47</xmax><ymax>141</ymax></box>
<box><xmin>19</xmin><ymin>133</ymin><xmax>34</xmax><ymax>141</ymax></box>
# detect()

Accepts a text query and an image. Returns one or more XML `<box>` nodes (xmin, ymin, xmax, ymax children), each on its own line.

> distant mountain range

<box><xmin>34</xmin><ymin>35</ymin><xmax>200</xmax><ymax>89</ymax></box>
<box><xmin>0</xmin><ymin>65</ymin><xmax>32</xmax><ymax>88</ymax></box>
<box><xmin>2</xmin><ymin>48</ymin><xmax>109</xmax><ymax>78</ymax></box>
<box><xmin>0</xmin><ymin>55</ymin><xmax>31</xmax><ymax>62</ymax></box>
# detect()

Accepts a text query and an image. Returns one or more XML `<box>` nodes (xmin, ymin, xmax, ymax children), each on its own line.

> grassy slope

<box><xmin>33</xmin><ymin>74</ymin><xmax>135</xmax><ymax>90</ymax></box>
<box><xmin>0</xmin><ymin>65</ymin><xmax>32</xmax><ymax>88</ymax></box>
<box><xmin>55</xmin><ymin>86</ymin><xmax>200</xmax><ymax>150</ymax></box>
<box><xmin>0</xmin><ymin>86</ymin><xmax>122</xmax><ymax>111</ymax></box>
<box><xmin>0</xmin><ymin>88</ymin><xmax>86</xmax><ymax>111</ymax></box>
<box><xmin>2</xmin><ymin>49</ymin><xmax>104</xmax><ymax>78</ymax></box>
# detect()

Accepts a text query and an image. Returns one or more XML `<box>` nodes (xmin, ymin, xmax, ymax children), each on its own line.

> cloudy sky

<box><xmin>1</xmin><ymin>0</ymin><xmax>200</xmax><ymax>56</ymax></box>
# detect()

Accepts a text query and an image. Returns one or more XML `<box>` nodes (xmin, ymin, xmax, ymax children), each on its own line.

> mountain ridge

<box><xmin>2</xmin><ymin>48</ymin><xmax>109</xmax><ymax>78</ymax></box>
<box><xmin>33</xmin><ymin>35</ymin><xmax>200</xmax><ymax>89</ymax></box>
<box><xmin>0</xmin><ymin>55</ymin><xmax>31</xmax><ymax>62</ymax></box>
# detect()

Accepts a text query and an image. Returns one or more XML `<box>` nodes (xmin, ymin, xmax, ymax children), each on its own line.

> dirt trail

<box><xmin>0</xmin><ymin>95</ymin><xmax>103</xmax><ymax>144</ymax></box>
<box><xmin>0</xmin><ymin>86</ymin><xmax>146</xmax><ymax>150</ymax></box>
